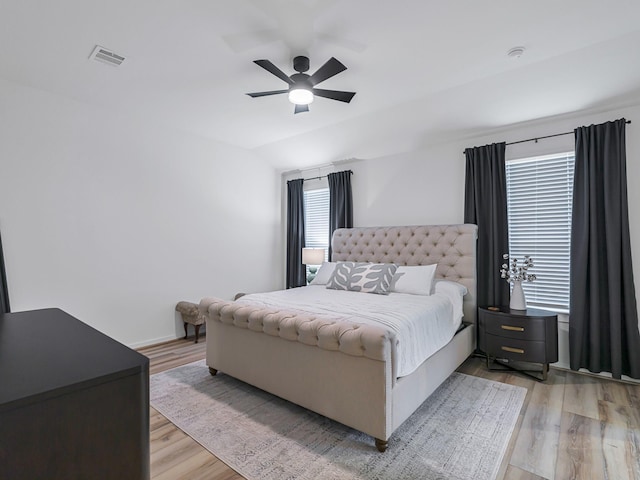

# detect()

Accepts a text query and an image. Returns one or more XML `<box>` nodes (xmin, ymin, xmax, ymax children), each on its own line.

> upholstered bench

<box><xmin>175</xmin><ymin>301</ymin><xmax>206</xmax><ymax>343</ymax></box>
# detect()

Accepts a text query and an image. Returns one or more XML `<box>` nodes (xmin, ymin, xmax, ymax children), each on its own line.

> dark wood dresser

<box><xmin>478</xmin><ymin>306</ymin><xmax>558</xmax><ymax>381</ymax></box>
<box><xmin>0</xmin><ymin>308</ymin><xmax>149</xmax><ymax>479</ymax></box>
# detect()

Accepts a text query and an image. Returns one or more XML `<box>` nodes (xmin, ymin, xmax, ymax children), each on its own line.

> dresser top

<box><xmin>0</xmin><ymin>308</ymin><xmax>148</xmax><ymax>411</ymax></box>
<box><xmin>480</xmin><ymin>305</ymin><xmax>558</xmax><ymax>318</ymax></box>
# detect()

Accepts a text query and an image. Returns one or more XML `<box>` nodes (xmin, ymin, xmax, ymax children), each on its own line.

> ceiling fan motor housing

<box><xmin>293</xmin><ymin>55</ymin><xmax>310</xmax><ymax>73</ymax></box>
<box><xmin>290</xmin><ymin>73</ymin><xmax>312</xmax><ymax>90</ymax></box>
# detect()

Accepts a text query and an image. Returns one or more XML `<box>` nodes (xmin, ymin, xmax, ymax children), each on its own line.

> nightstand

<box><xmin>478</xmin><ymin>306</ymin><xmax>558</xmax><ymax>381</ymax></box>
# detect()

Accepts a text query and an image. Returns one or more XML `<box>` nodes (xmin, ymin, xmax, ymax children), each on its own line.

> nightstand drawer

<box><xmin>484</xmin><ymin>333</ymin><xmax>547</xmax><ymax>363</ymax></box>
<box><xmin>483</xmin><ymin>315</ymin><xmax>547</xmax><ymax>341</ymax></box>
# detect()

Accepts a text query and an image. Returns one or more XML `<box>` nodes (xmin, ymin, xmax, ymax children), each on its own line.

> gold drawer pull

<box><xmin>501</xmin><ymin>325</ymin><xmax>525</xmax><ymax>332</ymax></box>
<box><xmin>501</xmin><ymin>346</ymin><xmax>524</xmax><ymax>354</ymax></box>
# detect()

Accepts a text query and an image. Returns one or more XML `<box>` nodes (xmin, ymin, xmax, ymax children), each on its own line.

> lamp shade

<box><xmin>302</xmin><ymin>248</ymin><xmax>325</xmax><ymax>265</ymax></box>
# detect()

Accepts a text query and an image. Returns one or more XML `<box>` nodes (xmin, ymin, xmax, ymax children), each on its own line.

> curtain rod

<box><xmin>303</xmin><ymin>169</ymin><xmax>353</xmax><ymax>182</ymax></box>
<box><xmin>463</xmin><ymin>119</ymin><xmax>631</xmax><ymax>153</ymax></box>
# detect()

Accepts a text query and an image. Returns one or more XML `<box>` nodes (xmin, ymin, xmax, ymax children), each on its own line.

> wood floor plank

<box><xmin>625</xmin><ymin>384</ymin><xmax>640</xmax><ymax>430</ymax></box>
<box><xmin>563</xmin><ymin>370</ymin><xmax>600</xmax><ymax>420</ymax></box>
<box><xmin>598</xmin><ymin>378</ymin><xmax>632</xmax><ymax>406</ymax></box>
<box><xmin>151</xmin><ymin>434</ymin><xmax>204</xmax><ymax>476</ymax></box>
<box><xmin>152</xmin><ymin>449</ymin><xmax>211</xmax><ymax>480</ymax></box>
<box><xmin>150</xmin><ymin>407</ymin><xmax>171</xmax><ymax>431</ymax></box>
<box><xmin>598</xmin><ymin>400</ymin><xmax>640</xmax><ymax>429</ymax></box>
<box><xmin>625</xmin><ymin>382</ymin><xmax>640</xmax><ymax>409</ymax></box>
<box><xmin>510</xmin><ymin>371</ymin><xmax>565</xmax><ymax>479</ymax></box>
<box><xmin>151</xmin><ymin>421</ymin><xmax>186</xmax><ymax>452</ymax></box>
<box><xmin>555</xmin><ymin>412</ymin><xmax>604</xmax><ymax>480</ymax></box>
<box><xmin>153</xmin><ymin>449</ymin><xmax>241</xmax><ymax>480</ymax></box>
<box><xmin>598</xmin><ymin>401</ymin><xmax>640</xmax><ymax>480</ymax></box>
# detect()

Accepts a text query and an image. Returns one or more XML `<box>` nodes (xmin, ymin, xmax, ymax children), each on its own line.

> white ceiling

<box><xmin>2</xmin><ymin>0</ymin><xmax>640</xmax><ymax>170</ymax></box>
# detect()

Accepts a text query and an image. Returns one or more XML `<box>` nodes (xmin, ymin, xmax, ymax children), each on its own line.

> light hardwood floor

<box><xmin>139</xmin><ymin>338</ymin><xmax>640</xmax><ymax>480</ymax></box>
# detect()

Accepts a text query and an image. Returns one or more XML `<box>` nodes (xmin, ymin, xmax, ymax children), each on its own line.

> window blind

<box><xmin>303</xmin><ymin>188</ymin><xmax>330</xmax><ymax>262</ymax></box>
<box><xmin>506</xmin><ymin>152</ymin><xmax>575</xmax><ymax>311</ymax></box>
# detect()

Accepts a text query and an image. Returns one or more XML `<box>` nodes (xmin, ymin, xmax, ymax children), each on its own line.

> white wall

<box><xmin>0</xmin><ymin>78</ymin><xmax>281</xmax><ymax>347</ymax></box>
<box><xmin>291</xmin><ymin>101</ymin><xmax>640</xmax><ymax>379</ymax></box>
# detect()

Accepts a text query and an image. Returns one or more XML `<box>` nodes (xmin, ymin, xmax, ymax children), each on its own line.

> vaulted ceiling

<box><xmin>2</xmin><ymin>0</ymin><xmax>640</xmax><ymax>169</ymax></box>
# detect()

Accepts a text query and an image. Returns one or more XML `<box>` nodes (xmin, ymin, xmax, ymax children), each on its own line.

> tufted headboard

<box><xmin>331</xmin><ymin>224</ymin><xmax>478</xmax><ymax>324</ymax></box>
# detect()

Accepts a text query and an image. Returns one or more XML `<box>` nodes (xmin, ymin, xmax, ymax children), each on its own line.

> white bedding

<box><xmin>236</xmin><ymin>285</ymin><xmax>462</xmax><ymax>377</ymax></box>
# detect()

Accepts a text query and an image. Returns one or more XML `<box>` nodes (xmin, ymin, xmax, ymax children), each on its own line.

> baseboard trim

<box><xmin>128</xmin><ymin>335</ymin><xmax>178</xmax><ymax>349</ymax></box>
<box><xmin>551</xmin><ymin>365</ymin><xmax>640</xmax><ymax>385</ymax></box>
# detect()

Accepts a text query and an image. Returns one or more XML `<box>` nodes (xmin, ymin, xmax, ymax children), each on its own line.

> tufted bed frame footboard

<box><xmin>199</xmin><ymin>224</ymin><xmax>477</xmax><ymax>451</ymax></box>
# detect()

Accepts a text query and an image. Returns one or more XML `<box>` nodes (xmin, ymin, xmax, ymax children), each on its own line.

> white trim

<box><xmin>128</xmin><ymin>334</ymin><xmax>179</xmax><ymax>349</ymax></box>
<box><xmin>507</xmin><ymin>150</ymin><xmax>574</xmax><ymax>165</ymax></box>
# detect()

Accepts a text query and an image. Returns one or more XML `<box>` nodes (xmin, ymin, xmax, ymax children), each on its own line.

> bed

<box><xmin>199</xmin><ymin>224</ymin><xmax>477</xmax><ymax>451</ymax></box>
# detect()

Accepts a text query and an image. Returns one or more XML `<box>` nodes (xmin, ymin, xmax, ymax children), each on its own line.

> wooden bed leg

<box><xmin>208</xmin><ymin>367</ymin><xmax>218</xmax><ymax>376</ymax></box>
<box><xmin>374</xmin><ymin>438</ymin><xmax>388</xmax><ymax>453</ymax></box>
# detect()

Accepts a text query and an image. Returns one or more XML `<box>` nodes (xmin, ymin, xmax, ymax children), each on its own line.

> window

<box><xmin>303</xmin><ymin>188</ymin><xmax>330</xmax><ymax>266</ymax></box>
<box><xmin>506</xmin><ymin>152</ymin><xmax>575</xmax><ymax>311</ymax></box>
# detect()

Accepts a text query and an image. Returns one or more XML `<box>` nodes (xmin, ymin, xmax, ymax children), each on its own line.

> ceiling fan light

<box><xmin>288</xmin><ymin>88</ymin><xmax>314</xmax><ymax>105</ymax></box>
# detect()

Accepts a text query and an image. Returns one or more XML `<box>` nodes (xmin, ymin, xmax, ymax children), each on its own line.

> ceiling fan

<box><xmin>246</xmin><ymin>56</ymin><xmax>356</xmax><ymax>114</ymax></box>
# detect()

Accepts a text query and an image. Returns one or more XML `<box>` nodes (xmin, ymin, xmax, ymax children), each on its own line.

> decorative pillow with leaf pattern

<box><xmin>326</xmin><ymin>262</ymin><xmax>398</xmax><ymax>295</ymax></box>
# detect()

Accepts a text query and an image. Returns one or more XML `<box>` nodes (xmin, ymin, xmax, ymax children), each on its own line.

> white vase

<box><xmin>510</xmin><ymin>280</ymin><xmax>527</xmax><ymax>311</ymax></box>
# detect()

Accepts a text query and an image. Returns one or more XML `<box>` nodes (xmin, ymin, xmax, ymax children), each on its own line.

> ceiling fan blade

<box><xmin>312</xmin><ymin>88</ymin><xmax>356</xmax><ymax>103</ymax></box>
<box><xmin>309</xmin><ymin>57</ymin><xmax>347</xmax><ymax>86</ymax></box>
<box><xmin>246</xmin><ymin>89</ymin><xmax>288</xmax><ymax>98</ymax></box>
<box><xmin>253</xmin><ymin>60</ymin><xmax>293</xmax><ymax>85</ymax></box>
<box><xmin>294</xmin><ymin>104</ymin><xmax>309</xmax><ymax>114</ymax></box>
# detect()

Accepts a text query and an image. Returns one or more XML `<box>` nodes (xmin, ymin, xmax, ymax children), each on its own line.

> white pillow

<box><xmin>390</xmin><ymin>264</ymin><xmax>437</xmax><ymax>296</ymax></box>
<box><xmin>310</xmin><ymin>262</ymin><xmax>336</xmax><ymax>285</ymax></box>
<box><xmin>433</xmin><ymin>279</ymin><xmax>468</xmax><ymax>296</ymax></box>
<box><xmin>433</xmin><ymin>280</ymin><xmax>468</xmax><ymax>323</ymax></box>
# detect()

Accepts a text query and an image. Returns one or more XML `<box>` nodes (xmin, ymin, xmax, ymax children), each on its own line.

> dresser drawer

<box><xmin>484</xmin><ymin>333</ymin><xmax>547</xmax><ymax>363</ymax></box>
<box><xmin>482</xmin><ymin>314</ymin><xmax>547</xmax><ymax>341</ymax></box>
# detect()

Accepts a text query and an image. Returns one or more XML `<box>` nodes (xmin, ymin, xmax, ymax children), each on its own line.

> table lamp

<box><xmin>302</xmin><ymin>248</ymin><xmax>325</xmax><ymax>284</ymax></box>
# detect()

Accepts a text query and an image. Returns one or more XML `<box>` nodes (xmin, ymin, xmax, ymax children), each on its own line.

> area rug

<box><xmin>150</xmin><ymin>360</ymin><xmax>526</xmax><ymax>480</ymax></box>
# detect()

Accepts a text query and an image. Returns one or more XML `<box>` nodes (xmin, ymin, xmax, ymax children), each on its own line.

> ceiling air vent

<box><xmin>89</xmin><ymin>45</ymin><xmax>125</xmax><ymax>67</ymax></box>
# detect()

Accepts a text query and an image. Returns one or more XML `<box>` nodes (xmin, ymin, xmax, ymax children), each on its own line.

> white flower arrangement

<box><xmin>500</xmin><ymin>253</ymin><xmax>536</xmax><ymax>284</ymax></box>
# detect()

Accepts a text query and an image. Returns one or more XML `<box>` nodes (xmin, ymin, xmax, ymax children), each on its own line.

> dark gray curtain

<box><xmin>0</xmin><ymin>231</ymin><xmax>9</xmax><ymax>313</ymax></box>
<box><xmin>570</xmin><ymin>118</ymin><xmax>640</xmax><ymax>379</ymax></box>
<box><xmin>286</xmin><ymin>178</ymin><xmax>306</xmax><ymax>289</ymax></box>
<box><xmin>464</xmin><ymin>142</ymin><xmax>510</xmax><ymax>308</ymax></box>
<box><xmin>328</xmin><ymin>170</ymin><xmax>353</xmax><ymax>259</ymax></box>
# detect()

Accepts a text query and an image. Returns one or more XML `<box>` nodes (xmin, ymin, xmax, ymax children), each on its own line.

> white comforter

<box><xmin>236</xmin><ymin>286</ymin><xmax>461</xmax><ymax>377</ymax></box>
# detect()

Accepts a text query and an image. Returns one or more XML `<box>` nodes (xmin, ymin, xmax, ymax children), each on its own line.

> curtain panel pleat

<box><xmin>463</xmin><ymin>142</ymin><xmax>510</xmax><ymax>308</ymax></box>
<box><xmin>286</xmin><ymin>178</ymin><xmax>306</xmax><ymax>289</ymax></box>
<box><xmin>328</xmin><ymin>170</ymin><xmax>353</xmax><ymax>259</ymax></box>
<box><xmin>570</xmin><ymin>118</ymin><xmax>640</xmax><ymax>379</ymax></box>
<box><xmin>0</xmin><ymin>231</ymin><xmax>9</xmax><ymax>313</ymax></box>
